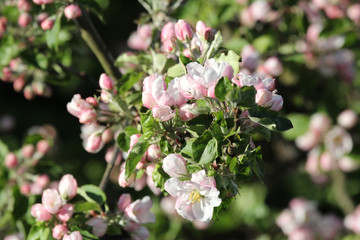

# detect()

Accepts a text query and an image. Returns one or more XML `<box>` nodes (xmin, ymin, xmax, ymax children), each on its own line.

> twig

<box><xmin>74</xmin><ymin>9</ymin><xmax>122</xmax><ymax>80</ymax></box>
<box><xmin>99</xmin><ymin>146</ymin><xmax>120</xmax><ymax>191</ymax></box>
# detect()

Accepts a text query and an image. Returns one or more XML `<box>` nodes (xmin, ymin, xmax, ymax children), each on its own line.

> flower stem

<box><xmin>331</xmin><ymin>169</ymin><xmax>355</xmax><ymax>215</ymax></box>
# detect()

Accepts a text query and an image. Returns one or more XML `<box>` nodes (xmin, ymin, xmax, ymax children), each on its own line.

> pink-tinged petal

<box><xmin>164</xmin><ymin>177</ymin><xmax>183</xmax><ymax>197</ymax></box>
<box><xmin>191</xmin><ymin>170</ymin><xmax>216</xmax><ymax>188</ymax></box>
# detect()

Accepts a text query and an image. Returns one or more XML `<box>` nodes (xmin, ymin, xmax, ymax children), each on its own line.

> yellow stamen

<box><xmin>188</xmin><ymin>190</ymin><xmax>201</xmax><ymax>203</ymax></box>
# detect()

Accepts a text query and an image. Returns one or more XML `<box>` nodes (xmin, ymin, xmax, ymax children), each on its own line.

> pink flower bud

<box><xmin>5</xmin><ymin>152</ymin><xmax>18</xmax><ymax>168</ymax></box>
<box><xmin>269</xmin><ymin>93</ymin><xmax>283</xmax><ymax>111</ymax></box>
<box><xmin>36</xmin><ymin>139</ymin><xmax>50</xmax><ymax>154</ymax></box>
<box><xmin>337</xmin><ymin>109</ymin><xmax>358</xmax><ymax>129</ymax></box>
<box><xmin>241</xmin><ymin>45</ymin><xmax>260</xmax><ymax>70</ymax></box>
<box><xmin>162</xmin><ymin>154</ymin><xmax>188</xmax><ymax>177</ymax></box>
<box><xmin>64</xmin><ymin>4</ymin><xmax>82</xmax><ymax>20</ymax></box>
<box><xmin>52</xmin><ymin>225</ymin><xmax>68</xmax><ymax>240</ymax></box>
<box><xmin>79</xmin><ymin>110</ymin><xmax>97</xmax><ymax>124</ymax></box>
<box><xmin>20</xmin><ymin>183</ymin><xmax>31</xmax><ymax>195</ymax></box>
<box><xmin>175</xmin><ymin>19</ymin><xmax>194</xmax><ymax>41</ymax></box>
<box><xmin>347</xmin><ymin>4</ymin><xmax>360</xmax><ymax>24</ymax></box>
<box><xmin>17</xmin><ymin>0</ymin><xmax>31</xmax><ymax>12</ymax></box>
<box><xmin>42</xmin><ymin>189</ymin><xmax>62</xmax><ymax>214</ymax></box>
<box><xmin>162</xmin><ymin>39</ymin><xmax>174</xmax><ymax>52</ymax></box>
<box><xmin>22</xmin><ymin>144</ymin><xmax>35</xmax><ymax>158</ymax></box>
<box><xmin>41</xmin><ymin>18</ymin><xmax>54</xmax><ymax>31</ymax></box>
<box><xmin>295</xmin><ymin>132</ymin><xmax>321</xmax><ymax>151</ymax></box>
<box><xmin>84</xmin><ymin>132</ymin><xmax>103</xmax><ymax>153</ymax></box>
<box><xmin>56</xmin><ymin>204</ymin><xmax>74</xmax><ymax>222</ymax></box>
<box><xmin>118</xmin><ymin>168</ymin><xmax>135</xmax><ymax>188</ymax></box>
<box><xmin>24</xmin><ymin>86</ymin><xmax>34</xmax><ymax>100</ymax></box>
<box><xmin>338</xmin><ymin>156</ymin><xmax>359</xmax><ymax>172</ymax></box>
<box><xmin>127</xmin><ymin>24</ymin><xmax>152</xmax><ymax>50</ymax></box>
<box><xmin>13</xmin><ymin>75</ymin><xmax>26</xmax><ymax>92</ymax></box>
<box><xmin>182</xmin><ymin>48</ymin><xmax>191</xmax><ymax>58</ymax></box>
<box><xmin>147</xmin><ymin>145</ymin><xmax>161</xmax><ymax>162</ymax></box>
<box><xmin>31</xmin><ymin>203</ymin><xmax>52</xmax><ymax>221</ymax></box>
<box><xmin>99</xmin><ymin>73</ymin><xmax>114</xmax><ymax>91</ymax></box>
<box><xmin>255</xmin><ymin>89</ymin><xmax>273</xmax><ymax>106</ymax></box>
<box><xmin>195</xmin><ymin>20</ymin><xmax>213</xmax><ymax>41</ymax></box>
<box><xmin>310</xmin><ymin>113</ymin><xmax>331</xmax><ymax>135</ymax></box>
<box><xmin>319</xmin><ymin>151</ymin><xmax>336</xmax><ymax>172</ymax></box>
<box><xmin>59</xmin><ymin>174</ymin><xmax>77</xmax><ymax>200</ymax></box>
<box><xmin>262</xmin><ymin>57</ymin><xmax>283</xmax><ymax>77</ymax></box>
<box><xmin>1</xmin><ymin>67</ymin><xmax>12</xmax><ymax>82</ymax></box>
<box><xmin>118</xmin><ymin>193</ymin><xmax>132</xmax><ymax>212</ymax></box>
<box><xmin>86</xmin><ymin>217</ymin><xmax>108</xmax><ymax>237</ymax></box>
<box><xmin>152</xmin><ymin>105</ymin><xmax>175</xmax><ymax>121</ymax></box>
<box><xmin>36</xmin><ymin>174</ymin><xmax>50</xmax><ymax>188</ymax></box>
<box><xmin>129</xmin><ymin>134</ymin><xmax>141</xmax><ymax>149</ymax></box>
<box><xmin>124</xmin><ymin>196</ymin><xmax>155</xmax><ymax>224</ymax></box>
<box><xmin>161</xmin><ymin>22</ymin><xmax>176</xmax><ymax>43</ymax></box>
<box><xmin>179</xmin><ymin>103</ymin><xmax>198</xmax><ymax>121</ymax></box>
<box><xmin>32</xmin><ymin>0</ymin><xmax>53</xmax><ymax>5</ymax></box>
<box><xmin>100</xmin><ymin>90</ymin><xmax>112</xmax><ymax>103</ymax></box>
<box><xmin>85</xmin><ymin>96</ymin><xmax>98</xmax><ymax>106</ymax></box>
<box><xmin>36</xmin><ymin>13</ymin><xmax>48</xmax><ymax>25</ymax></box>
<box><xmin>0</xmin><ymin>17</ymin><xmax>7</xmax><ymax>38</ymax></box>
<box><xmin>324</xmin><ymin>5</ymin><xmax>344</xmax><ymax>19</ymax></box>
<box><xmin>18</xmin><ymin>12</ymin><xmax>31</xmax><ymax>27</ymax></box>
<box><xmin>101</xmin><ymin>129</ymin><xmax>114</xmax><ymax>143</ymax></box>
<box><xmin>63</xmin><ymin>231</ymin><xmax>82</xmax><ymax>240</ymax></box>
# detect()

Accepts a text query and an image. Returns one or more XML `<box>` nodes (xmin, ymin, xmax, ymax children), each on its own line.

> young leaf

<box><xmin>215</xmin><ymin>50</ymin><xmax>241</xmax><ymax>74</ymax></box>
<box><xmin>74</xmin><ymin>201</ymin><xmax>101</xmax><ymax>213</ymax></box>
<box><xmin>140</xmin><ymin>110</ymin><xmax>154</xmax><ymax>139</ymax></box>
<box><xmin>125</xmin><ymin>136</ymin><xmax>149</xmax><ymax>179</ymax></box>
<box><xmin>192</xmin><ymin>130</ymin><xmax>212</xmax><ymax>162</ymax></box>
<box><xmin>152</xmin><ymin>163</ymin><xmax>169</xmax><ymax>191</ymax></box>
<box><xmin>119</xmin><ymin>72</ymin><xmax>143</xmax><ymax>94</ymax></box>
<box><xmin>215</xmin><ymin>77</ymin><xmax>233</xmax><ymax>101</ymax></box>
<box><xmin>198</xmin><ymin>138</ymin><xmax>218</xmax><ymax>164</ymax></box>
<box><xmin>117</xmin><ymin>132</ymin><xmax>130</xmax><ymax>152</ymax></box>
<box><xmin>167</xmin><ymin>63</ymin><xmax>186</xmax><ymax>77</ymax></box>
<box><xmin>206</xmin><ymin>31</ymin><xmax>224</xmax><ymax>60</ymax></box>
<box><xmin>77</xmin><ymin>184</ymin><xmax>107</xmax><ymax>205</ymax></box>
<box><xmin>46</xmin><ymin>15</ymin><xmax>61</xmax><ymax>51</ymax></box>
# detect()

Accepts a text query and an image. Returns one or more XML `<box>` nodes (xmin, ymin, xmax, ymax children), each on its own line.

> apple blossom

<box><xmin>124</xmin><ymin>196</ymin><xmax>155</xmax><ymax>224</ymax></box>
<box><xmin>347</xmin><ymin>4</ymin><xmax>360</xmax><ymax>24</ymax></box>
<box><xmin>152</xmin><ymin>105</ymin><xmax>175</xmax><ymax>121</ymax></box>
<box><xmin>119</xmin><ymin>168</ymin><xmax>136</xmax><ymax>188</ymax></box>
<box><xmin>52</xmin><ymin>225</ymin><xmax>68</xmax><ymax>240</ymax></box>
<box><xmin>249</xmin><ymin>0</ymin><xmax>271</xmax><ymax>22</ymax></box>
<box><xmin>324</xmin><ymin>126</ymin><xmax>353</xmax><ymax>159</ymax></box>
<box><xmin>42</xmin><ymin>189</ymin><xmax>62</xmax><ymax>214</ymax></box>
<box><xmin>164</xmin><ymin>170</ymin><xmax>221</xmax><ymax>222</ymax></box>
<box><xmin>309</xmin><ymin>113</ymin><xmax>331</xmax><ymax>135</ymax></box>
<box><xmin>195</xmin><ymin>20</ymin><xmax>213</xmax><ymax>41</ymax></box>
<box><xmin>118</xmin><ymin>193</ymin><xmax>132</xmax><ymax>212</ymax></box>
<box><xmin>64</xmin><ymin>4</ymin><xmax>82</xmax><ymax>20</ymax></box>
<box><xmin>262</xmin><ymin>57</ymin><xmax>283</xmax><ymax>77</ymax></box>
<box><xmin>4</xmin><ymin>234</ymin><xmax>23</xmax><ymax>240</ymax></box>
<box><xmin>344</xmin><ymin>205</ymin><xmax>360</xmax><ymax>234</ymax></box>
<box><xmin>33</xmin><ymin>0</ymin><xmax>53</xmax><ymax>5</ymax></box>
<box><xmin>31</xmin><ymin>203</ymin><xmax>52</xmax><ymax>221</ymax></box>
<box><xmin>59</xmin><ymin>174</ymin><xmax>78</xmax><ymax>200</ymax></box>
<box><xmin>162</xmin><ymin>154</ymin><xmax>189</xmax><ymax>178</ymax></box>
<box><xmin>36</xmin><ymin>174</ymin><xmax>50</xmax><ymax>188</ymax></box>
<box><xmin>241</xmin><ymin>45</ymin><xmax>260</xmax><ymax>70</ymax></box>
<box><xmin>86</xmin><ymin>217</ymin><xmax>108</xmax><ymax>237</ymax></box>
<box><xmin>338</xmin><ymin>156</ymin><xmax>359</xmax><ymax>172</ymax></box>
<box><xmin>84</xmin><ymin>132</ymin><xmax>103</xmax><ymax>153</ymax></box>
<box><xmin>63</xmin><ymin>231</ymin><xmax>82</xmax><ymax>240</ymax></box>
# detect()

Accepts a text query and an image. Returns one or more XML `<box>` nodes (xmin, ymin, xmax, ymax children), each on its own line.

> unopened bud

<box><xmin>64</xmin><ymin>4</ymin><xmax>82</xmax><ymax>20</ymax></box>
<box><xmin>5</xmin><ymin>152</ymin><xmax>18</xmax><ymax>168</ymax></box>
<box><xmin>175</xmin><ymin>19</ymin><xmax>194</xmax><ymax>41</ymax></box>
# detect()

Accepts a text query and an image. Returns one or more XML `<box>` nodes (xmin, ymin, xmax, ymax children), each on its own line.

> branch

<box><xmin>74</xmin><ymin>9</ymin><xmax>122</xmax><ymax>80</ymax></box>
<box><xmin>99</xmin><ymin>146</ymin><xmax>120</xmax><ymax>191</ymax></box>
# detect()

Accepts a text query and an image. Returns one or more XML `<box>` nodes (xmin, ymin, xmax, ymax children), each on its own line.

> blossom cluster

<box><xmin>276</xmin><ymin>198</ymin><xmax>343</xmax><ymax>239</ymax></box>
<box><xmin>295</xmin><ymin>110</ymin><xmax>359</xmax><ymax>183</ymax></box>
<box><xmin>344</xmin><ymin>205</ymin><xmax>360</xmax><ymax>235</ymax></box>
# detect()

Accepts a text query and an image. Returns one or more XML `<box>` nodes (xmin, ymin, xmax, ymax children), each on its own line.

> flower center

<box><xmin>189</xmin><ymin>190</ymin><xmax>202</xmax><ymax>203</ymax></box>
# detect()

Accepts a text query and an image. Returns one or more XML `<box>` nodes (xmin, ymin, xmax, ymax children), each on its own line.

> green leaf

<box><xmin>215</xmin><ymin>50</ymin><xmax>241</xmax><ymax>74</ymax></box>
<box><xmin>0</xmin><ymin>139</ymin><xmax>9</xmax><ymax>160</ymax></box>
<box><xmin>250</xmin><ymin>147</ymin><xmax>264</xmax><ymax>182</ymax></box>
<box><xmin>28</xmin><ymin>225</ymin><xmax>51</xmax><ymax>240</ymax></box>
<box><xmin>74</xmin><ymin>201</ymin><xmax>101</xmax><ymax>213</ymax></box>
<box><xmin>179</xmin><ymin>54</ymin><xmax>191</xmax><ymax>66</ymax></box>
<box><xmin>282</xmin><ymin>114</ymin><xmax>310</xmax><ymax>140</ymax></box>
<box><xmin>153</xmin><ymin>53</ymin><xmax>175</xmax><ymax>73</ymax></box>
<box><xmin>12</xmin><ymin>185</ymin><xmax>28</xmax><ymax>220</ymax></box>
<box><xmin>248</xmin><ymin>107</ymin><xmax>293</xmax><ymax>132</ymax></box>
<box><xmin>126</xmin><ymin>91</ymin><xmax>142</xmax><ymax>105</ymax></box>
<box><xmin>119</xmin><ymin>72</ymin><xmax>143</xmax><ymax>93</ymax></box>
<box><xmin>159</xmin><ymin>136</ymin><xmax>172</xmax><ymax>155</ymax></box>
<box><xmin>124</xmin><ymin>126</ymin><xmax>140</xmax><ymax>136</ymax></box>
<box><xmin>152</xmin><ymin>163</ymin><xmax>169</xmax><ymax>191</ymax></box>
<box><xmin>188</xmin><ymin>105</ymin><xmax>211</xmax><ymax>115</ymax></box>
<box><xmin>117</xmin><ymin>132</ymin><xmax>130</xmax><ymax>152</ymax></box>
<box><xmin>198</xmin><ymin>138</ymin><xmax>218</xmax><ymax>164</ymax></box>
<box><xmin>253</xmin><ymin>34</ymin><xmax>275</xmax><ymax>53</ymax></box>
<box><xmin>215</xmin><ymin>77</ymin><xmax>233</xmax><ymax>101</ymax></box>
<box><xmin>206</xmin><ymin>31</ymin><xmax>224</xmax><ymax>60</ymax></box>
<box><xmin>167</xmin><ymin>63</ymin><xmax>185</xmax><ymax>77</ymax></box>
<box><xmin>125</xmin><ymin>136</ymin><xmax>149</xmax><ymax>179</ymax></box>
<box><xmin>77</xmin><ymin>185</ymin><xmax>107</xmax><ymax>205</ymax></box>
<box><xmin>180</xmin><ymin>139</ymin><xmax>195</xmax><ymax>158</ymax></box>
<box><xmin>46</xmin><ymin>15</ymin><xmax>62</xmax><ymax>51</ymax></box>
<box><xmin>186</xmin><ymin>114</ymin><xmax>213</xmax><ymax>136</ymax></box>
<box><xmin>238</xmin><ymin>86</ymin><xmax>256</xmax><ymax>107</ymax></box>
<box><xmin>140</xmin><ymin>110</ymin><xmax>154</xmax><ymax>139</ymax></box>
<box><xmin>192</xmin><ymin>130</ymin><xmax>212</xmax><ymax>162</ymax></box>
